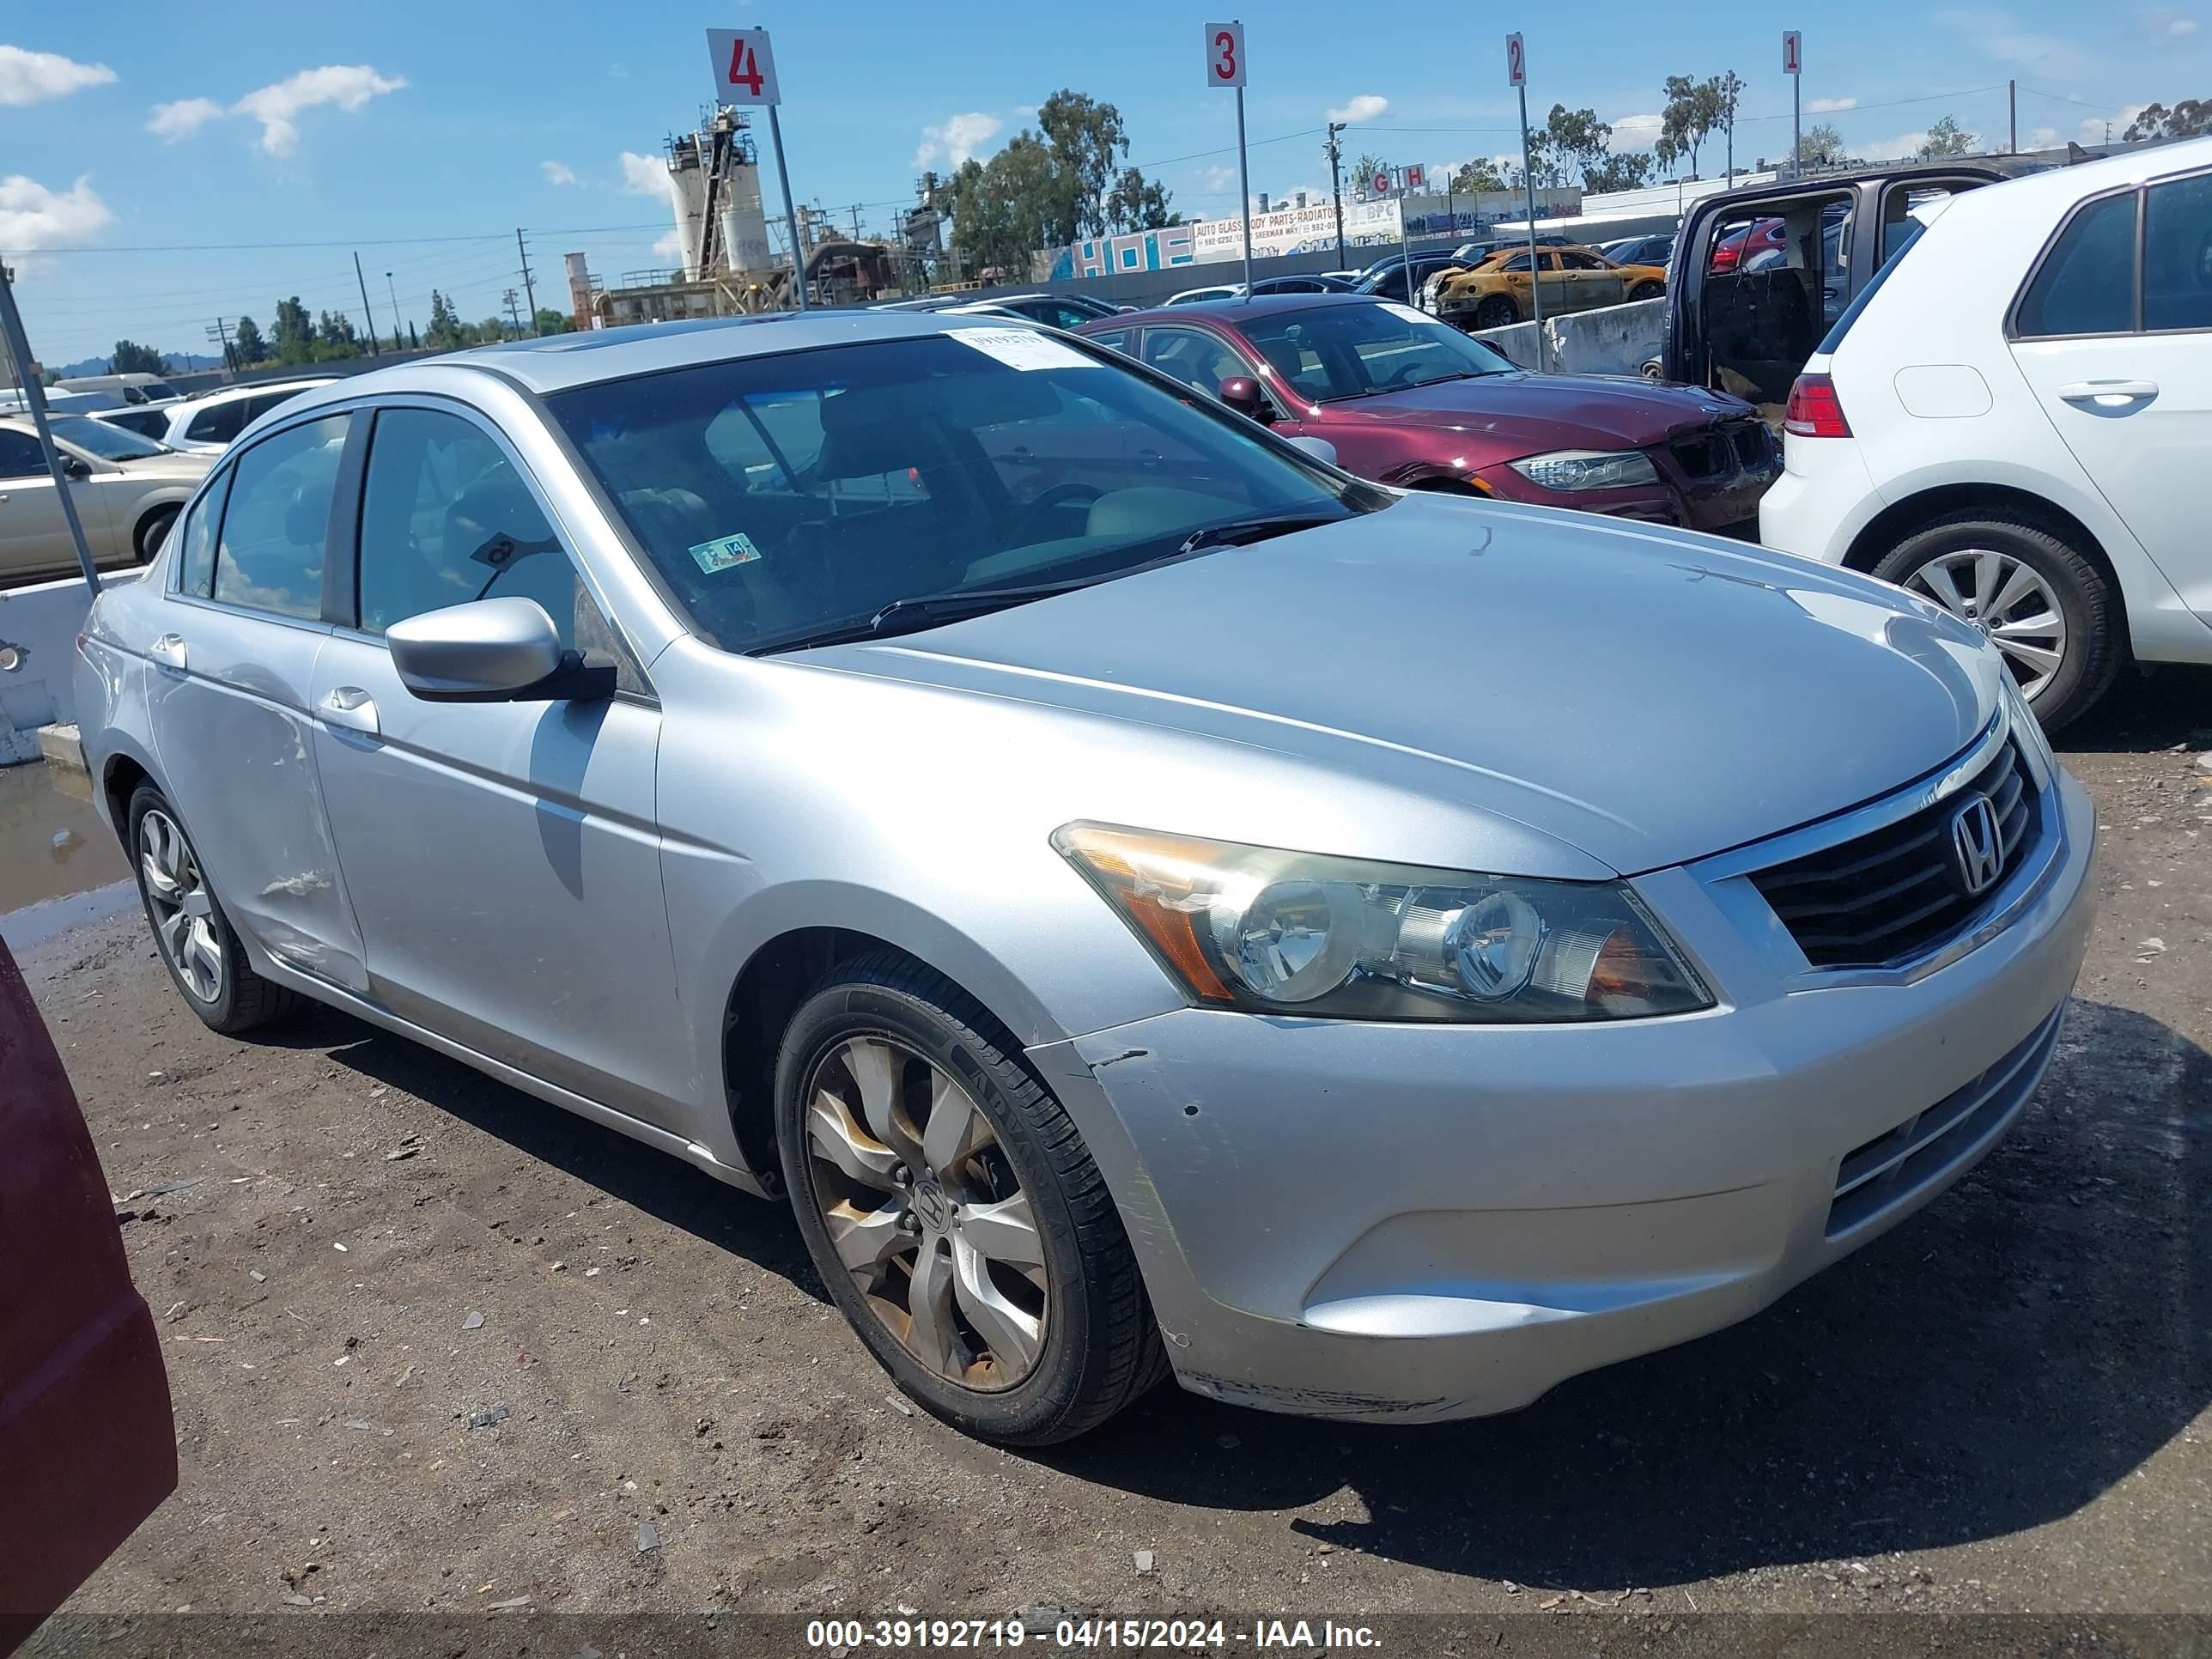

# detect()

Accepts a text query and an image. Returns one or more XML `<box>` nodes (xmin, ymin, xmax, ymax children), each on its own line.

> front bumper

<box><xmin>1028</xmin><ymin>765</ymin><xmax>2096</xmax><ymax>1424</ymax></box>
<box><xmin>1474</xmin><ymin>423</ymin><xmax>1778</xmax><ymax>534</ymax></box>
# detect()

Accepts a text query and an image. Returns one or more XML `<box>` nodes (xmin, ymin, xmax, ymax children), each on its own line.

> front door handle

<box><xmin>149</xmin><ymin>633</ymin><xmax>187</xmax><ymax>671</ymax></box>
<box><xmin>2057</xmin><ymin>380</ymin><xmax>2159</xmax><ymax>406</ymax></box>
<box><xmin>319</xmin><ymin>685</ymin><xmax>379</xmax><ymax>735</ymax></box>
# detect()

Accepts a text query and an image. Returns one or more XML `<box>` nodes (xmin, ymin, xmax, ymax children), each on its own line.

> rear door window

<box><xmin>2142</xmin><ymin>171</ymin><xmax>2212</xmax><ymax>331</ymax></box>
<box><xmin>2014</xmin><ymin>191</ymin><xmax>2138</xmax><ymax>338</ymax></box>
<box><xmin>210</xmin><ymin>415</ymin><xmax>349</xmax><ymax>619</ymax></box>
<box><xmin>185</xmin><ymin>399</ymin><xmax>248</xmax><ymax>446</ymax></box>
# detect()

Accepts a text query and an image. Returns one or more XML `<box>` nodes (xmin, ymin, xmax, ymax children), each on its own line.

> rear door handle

<box><xmin>2057</xmin><ymin>380</ymin><xmax>2158</xmax><ymax>405</ymax></box>
<box><xmin>149</xmin><ymin>633</ymin><xmax>187</xmax><ymax>672</ymax></box>
<box><xmin>319</xmin><ymin>685</ymin><xmax>379</xmax><ymax>735</ymax></box>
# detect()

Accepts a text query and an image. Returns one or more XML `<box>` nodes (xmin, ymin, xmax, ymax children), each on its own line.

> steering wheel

<box><xmin>1378</xmin><ymin>359</ymin><xmax>1429</xmax><ymax>389</ymax></box>
<box><xmin>1008</xmin><ymin>482</ymin><xmax>1105</xmax><ymax>544</ymax></box>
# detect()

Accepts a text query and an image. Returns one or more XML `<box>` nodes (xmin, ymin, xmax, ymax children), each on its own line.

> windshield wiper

<box><xmin>1176</xmin><ymin>512</ymin><xmax>1341</xmax><ymax>556</ymax></box>
<box><xmin>748</xmin><ymin>576</ymin><xmax>1100</xmax><ymax>656</ymax></box>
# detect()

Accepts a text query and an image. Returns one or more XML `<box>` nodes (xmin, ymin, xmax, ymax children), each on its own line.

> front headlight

<box><xmin>1054</xmin><ymin>823</ymin><xmax>1713</xmax><ymax>1023</ymax></box>
<box><xmin>1507</xmin><ymin>448</ymin><xmax>1661</xmax><ymax>491</ymax></box>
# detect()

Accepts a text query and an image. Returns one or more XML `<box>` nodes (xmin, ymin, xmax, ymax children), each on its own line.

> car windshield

<box><xmin>1240</xmin><ymin>301</ymin><xmax>1516</xmax><ymax>402</ymax></box>
<box><xmin>46</xmin><ymin>415</ymin><xmax>168</xmax><ymax>461</ymax></box>
<box><xmin>546</xmin><ymin>331</ymin><xmax>1372</xmax><ymax>654</ymax></box>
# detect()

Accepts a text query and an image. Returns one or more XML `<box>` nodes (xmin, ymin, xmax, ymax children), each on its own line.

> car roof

<box><xmin>1081</xmin><ymin>292</ymin><xmax>1385</xmax><ymax>329</ymax></box>
<box><xmin>1929</xmin><ymin>132</ymin><xmax>2212</xmax><ymax>223</ymax></box>
<box><xmin>189</xmin><ymin>375</ymin><xmax>341</xmax><ymax>408</ymax></box>
<box><xmin>270</xmin><ymin>310</ymin><xmax>1086</xmax><ymax>402</ymax></box>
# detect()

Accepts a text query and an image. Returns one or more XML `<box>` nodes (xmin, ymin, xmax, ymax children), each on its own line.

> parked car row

<box><xmin>76</xmin><ymin>300</ymin><xmax>2098</xmax><ymax>1452</ymax></box>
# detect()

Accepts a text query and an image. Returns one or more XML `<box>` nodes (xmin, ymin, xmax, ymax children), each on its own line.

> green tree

<box><xmin>1715</xmin><ymin>70</ymin><xmax>1746</xmax><ymax>175</ymax></box>
<box><xmin>1036</xmin><ymin>89</ymin><xmax>1128</xmax><ymax>240</ymax></box>
<box><xmin>1584</xmin><ymin>152</ymin><xmax>1655</xmax><ymax>191</ymax></box>
<box><xmin>109</xmin><ymin>339</ymin><xmax>168</xmax><ymax>375</ymax></box>
<box><xmin>313</xmin><ymin>311</ymin><xmax>359</xmax><ymax>357</ymax></box>
<box><xmin>272</xmin><ymin>295</ymin><xmax>314</xmax><ymax>364</ymax></box>
<box><xmin>1104</xmin><ymin>167</ymin><xmax>1177</xmax><ymax>232</ymax></box>
<box><xmin>532</xmin><ymin>307</ymin><xmax>577</xmax><ymax>335</ymax></box>
<box><xmin>1656</xmin><ymin>74</ymin><xmax>1725</xmax><ymax>176</ymax></box>
<box><xmin>423</xmin><ymin>289</ymin><xmax>465</xmax><ymax>349</ymax></box>
<box><xmin>233</xmin><ymin>316</ymin><xmax>267</xmax><ymax>365</ymax></box>
<box><xmin>948</xmin><ymin>136</ymin><xmax>1062</xmax><ymax>278</ymax></box>
<box><xmin>945</xmin><ymin>88</ymin><xmax>1174</xmax><ymax>273</ymax></box>
<box><xmin>1449</xmin><ymin>157</ymin><xmax>1507</xmax><ymax>193</ymax></box>
<box><xmin>1351</xmin><ymin>152</ymin><xmax>1389</xmax><ymax>197</ymax></box>
<box><xmin>1799</xmin><ymin>122</ymin><xmax>1853</xmax><ymax>167</ymax></box>
<box><xmin>2125</xmin><ymin>99</ymin><xmax>2211</xmax><ymax>141</ymax></box>
<box><xmin>1916</xmin><ymin>115</ymin><xmax>1977</xmax><ymax>159</ymax></box>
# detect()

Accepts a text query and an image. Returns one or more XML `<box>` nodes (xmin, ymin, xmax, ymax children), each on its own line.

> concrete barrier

<box><xmin>0</xmin><ymin>571</ymin><xmax>137</xmax><ymax>766</ymax></box>
<box><xmin>1471</xmin><ymin>295</ymin><xmax>1664</xmax><ymax>378</ymax></box>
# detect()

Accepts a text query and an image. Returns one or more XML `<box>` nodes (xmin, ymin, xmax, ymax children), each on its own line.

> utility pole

<box><xmin>385</xmin><ymin>271</ymin><xmax>401</xmax><ymax>352</ymax></box>
<box><xmin>2008</xmin><ymin>80</ymin><xmax>2018</xmax><ymax>152</ymax></box>
<box><xmin>1722</xmin><ymin>70</ymin><xmax>1743</xmax><ymax>182</ymax></box>
<box><xmin>1325</xmin><ymin>120</ymin><xmax>1348</xmax><ymax>260</ymax></box>
<box><xmin>353</xmin><ymin>252</ymin><xmax>381</xmax><ymax>356</ymax></box>
<box><xmin>848</xmin><ymin>203</ymin><xmax>864</xmax><ymax>240</ymax></box>
<box><xmin>207</xmin><ymin>318</ymin><xmax>238</xmax><ymax>375</ymax></box>
<box><xmin>515</xmin><ymin>229</ymin><xmax>540</xmax><ymax>335</ymax></box>
<box><xmin>502</xmin><ymin>288</ymin><xmax>523</xmax><ymax>338</ymax></box>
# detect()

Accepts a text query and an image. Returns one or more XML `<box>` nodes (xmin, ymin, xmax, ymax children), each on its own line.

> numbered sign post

<box><xmin>1204</xmin><ymin>21</ymin><xmax>1253</xmax><ymax>298</ymax></box>
<box><xmin>707</xmin><ymin>27</ymin><xmax>807</xmax><ymax>311</ymax></box>
<box><xmin>1783</xmin><ymin>30</ymin><xmax>1803</xmax><ymax>174</ymax></box>
<box><xmin>1507</xmin><ymin>32</ymin><xmax>1543</xmax><ymax>362</ymax></box>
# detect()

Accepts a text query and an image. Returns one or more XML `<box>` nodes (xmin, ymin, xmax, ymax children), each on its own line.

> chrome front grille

<box><xmin>1749</xmin><ymin>738</ymin><xmax>2040</xmax><ymax>971</ymax></box>
<box><xmin>1826</xmin><ymin>1004</ymin><xmax>2064</xmax><ymax>1237</ymax></box>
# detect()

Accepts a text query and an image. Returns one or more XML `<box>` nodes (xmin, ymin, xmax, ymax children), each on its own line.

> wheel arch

<box><xmin>1842</xmin><ymin>482</ymin><xmax>2133</xmax><ymax>656</ymax></box>
<box><xmin>98</xmin><ymin>746</ymin><xmax>155</xmax><ymax>849</ymax></box>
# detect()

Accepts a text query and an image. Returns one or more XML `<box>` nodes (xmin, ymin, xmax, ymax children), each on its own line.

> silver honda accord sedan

<box><xmin>76</xmin><ymin>311</ymin><xmax>2097</xmax><ymax>1444</ymax></box>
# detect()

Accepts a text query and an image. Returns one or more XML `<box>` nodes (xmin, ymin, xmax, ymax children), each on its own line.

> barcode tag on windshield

<box><xmin>1379</xmin><ymin>302</ymin><xmax>1432</xmax><ymax>325</ymax></box>
<box><xmin>947</xmin><ymin>327</ymin><xmax>1097</xmax><ymax>371</ymax></box>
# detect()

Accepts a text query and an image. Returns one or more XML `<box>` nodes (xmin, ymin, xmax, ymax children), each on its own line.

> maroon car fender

<box><xmin>0</xmin><ymin>935</ymin><xmax>176</xmax><ymax>1651</ymax></box>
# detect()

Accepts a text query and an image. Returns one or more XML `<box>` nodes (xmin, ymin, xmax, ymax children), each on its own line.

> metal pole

<box><xmin>2008</xmin><ymin>80</ymin><xmax>2017</xmax><ymax>152</ymax></box>
<box><xmin>385</xmin><ymin>272</ymin><xmax>401</xmax><ymax>350</ymax></box>
<box><xmin>1327</xmin><ymin>123</ymin><xmax>1346</xmax><ymax>260</ymax></box>
<box><xmin>1519</xmin><ymin>78</ymin><xmax>1543</xmax><ymax>368</ymax></box>
<box><xmin>0</xmin><ymin>272</ymin><xmax>100</xmax><ymax>591</ymax></box>
<box><xmin>1235</xmin><ymin>85</ymin><xmax>1255</xmax><ymax>298</ymax></box>
<box><xmin>516</xmin><ymin>229</ymin><xmax>540</xmax><ymax>334</ymax></box>
<box><xmin>354</xmin><ymin>252</ymin><xmax>381</xmax><ymax>356</ymax></box>
<box><xmin>1793</xmin><ymin>74</ymin><xmax>1802</xmax><ymax>174</ymax></box>
<box><xmin>768</xmin><ymin>105</ymin><xmax>808</xmax><ymax>311</ymax></box>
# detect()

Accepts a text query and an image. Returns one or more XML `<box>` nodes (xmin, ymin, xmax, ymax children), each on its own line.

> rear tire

<box><xmin>127</xmin><ymin>785</ymin><xmax>301</xmax><ymax>1035</ymax></box>
<box><xmin>1870</xmin><ymin>512</ymin><xmax>2121</xmax><ymax>732</ymax></box>
<box><xmin>1627</xmin><ymin>280</ymin><xmax>1665</xmax><ymax>301</ymax></box>
<box><xmin>134</xmin><ymin>505</ymin><xmax>179</xmax><ymax>563</ymax></box>
<box><xmin>775</xmin><ymin>950</ymin><xmax>1167</xmax><ymax>1445</ymax></box>
<box><xmin>1473</xmin><ymin>294</ymin><xmax>1519</xmax><ymax>329</ymax></box>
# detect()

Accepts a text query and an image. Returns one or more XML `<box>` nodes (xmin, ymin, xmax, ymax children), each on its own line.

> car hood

<box><xmin>1316</xmin><ymin>373</ymin><xmax>1753</xmax><ymax>451</ymax></box>
<box><xmin>807</xmin><ymin>495</ymin><xmax>2001</xmax><ymax>875</ymax></box>
<box><xmin>106</xmin><ymin>452</ymin><xmax>212</xmax><ymax>479</ymax></box>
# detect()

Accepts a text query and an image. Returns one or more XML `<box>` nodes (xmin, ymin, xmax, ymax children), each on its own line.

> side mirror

<box><xmin>61</xmin><ymin>456</ymin><xmax>91</xmax><ymax>481</ymax></box>
<box><xmin>386</xmin><ymin>597</ymin><xmax>614</xmax><ymax>704</ymax></box>
<box><xmin>1217</xmin><ymin>375</ymin><xmax>1273</xmax><ymax>423</ymax></box>
<box><xmin>1284</xmin><ymin>435</ymin><xmax>1339</xmax><ymax>468</ymax></box>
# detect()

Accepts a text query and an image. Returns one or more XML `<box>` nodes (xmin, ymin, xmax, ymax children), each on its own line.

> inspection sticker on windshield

<box><xmin>689</xmin><ymin>531</ymin><xmax>763</xmax><ymax>574</ymax></box>
<box><xmin>947</xmin><ymin>327</ymin><xmax>1097</xmax><ymax>371</ymax></box>
<box><xmin>1379</xmin><ymin>302</ymin><xmax>1432</xmax><ymax>326</ymax></box>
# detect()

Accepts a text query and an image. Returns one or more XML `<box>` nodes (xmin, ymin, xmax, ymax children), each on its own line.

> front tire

<box><xmin>127</xmin><ymin>786</ymin><xmax>301</xmax><ymax>1034</ymax></box>
<box><xmin>1871</xmin><ymin>512</ymin><xmax>2121</xmax><ymax>732</ymax></box>
<box><xmin>1627</xmin><ymin>279</ymin><xmax>1664</xmax><ymax>301</ymax></box>
<box><xmin>1473</xmin><ymin>294</ymin><xmax>1519</xmax><ymax>329</ymax></box>
<box><xmin>775</xmin><ymin>951</ymin><xmax>1166</xmax><ymax>1445</ymax></box>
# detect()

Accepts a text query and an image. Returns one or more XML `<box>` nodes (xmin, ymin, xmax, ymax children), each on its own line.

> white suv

<box><xmin>1761</xmin><ymin>138</ymin><xmax>2212</xmax><ymax>729</ymax></box>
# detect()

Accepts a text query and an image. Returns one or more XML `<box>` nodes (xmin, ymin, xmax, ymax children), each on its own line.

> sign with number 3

<box><xmin>706</xmin><ymin>27</ymin><xmax>781</xmax><ymax>106</ymax></box>
<box><xmin>1204</xmin><ymin>21</ymin><xmax>1245</xmax><ymax>89</ymax></box>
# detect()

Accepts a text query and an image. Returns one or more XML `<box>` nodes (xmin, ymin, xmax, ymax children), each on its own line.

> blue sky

<box><xmin>0</xmin><ymin>1</ymin><xmax>2191</xmax><ymax>363</ymax></box>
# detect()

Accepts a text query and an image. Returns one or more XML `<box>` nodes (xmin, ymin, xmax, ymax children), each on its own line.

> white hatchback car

<box><xmin>1761</xmin><ymin>138</ymin><xmax>2212</xmax><ymax>729</ymax></box>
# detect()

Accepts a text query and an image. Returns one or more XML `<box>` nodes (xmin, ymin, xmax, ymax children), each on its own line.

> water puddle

<box><xmin>0</xmin><ymin>761</ymin><xmax>135</xmax><ymax>949</ymax></box>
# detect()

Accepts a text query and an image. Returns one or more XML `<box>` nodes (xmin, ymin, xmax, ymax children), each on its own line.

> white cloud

<box><xmin>1933</xmin><ymin>6</ymin><xmax>2080</xmax><ymax>67</ymax></box>
<box><xmin>541</xmin><ymin>160</ymin><xmax>580</xmax><ymax>186</ymax></box>
<box><xmin>0</xmin><ymin>173</ymin><xmax>112</xmax><ymax>250</ymax></box>
<box><xmin>653</xmin><ymin>227</ymin><xmax>684</xmax><ymax>260</ymax></box>
<box><xmin>1610</xmin><ymin>112</ymin><xmax>1664</xmax><ymax>147</ymax></box>
<box><xmin>1807</xmin><ymin>95</ymin><xmax>1859</xmax><ymax>113</ymax></box>
<box><xmin>914</xmin><ymin>112</ymin><xmax>1002</xmax><ymax>169</ymax></box>
<box><xmin>231</xmin><ymin>64</ymin><xmax>405</xmax><ymax>157</ymax></box>
<box><xmin>2027</xmin><ymin>125</ymin><xmax>2064</xmax><ymax>147</ymax></box>
<box><xmin>2145</xmin><ymin>6</ymin><xmax>2200</xmax><ymax>33</ymax></box>
<box><xmin>147</xmin><ymin>96</ymin><xmax>223</xmax><ymax>142</ymax></box>
<box><xmin>1200</xmin><ymin>163</ymin><xmax>1238</xmax><ymax>192</ymax></box>
<box><xmin>2177</xmin><ymin>15</ymin><xmax>2202</xmax><ymax>32</ymax></box>
<box><xmin>1327</xmin><ymin>94</ymin><xmax>1389</xmax><ymax>124</ymax></box>
<box><xmin>1013</xmin><ymin>103</ymin><xmax>1036</xmax><ymax>118</ymax></box>
<box><xmin>0</xmin><ymin>46</ymin><xmax>115</xmax><ymax>106</ymax></box>
<box><xmin>619</xmin><ymin>150</ymin><xmax>669</xmax><ymax>196</ymax></box>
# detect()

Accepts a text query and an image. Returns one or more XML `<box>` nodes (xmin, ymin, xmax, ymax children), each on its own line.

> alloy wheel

<box><xmin>802</xmin><ymin>1035</ymin><xmax>1047</xmax><ymax>1391</ymax></box>
<box><xmin>1905</xmin><ymin>549</ymin><xmax>2067</xmax><ymax>702</ymax></box>
<box><xmin>140</xmin><ymin>809</ymin><xmax>223</xmax><ymax>1003</ymax></box>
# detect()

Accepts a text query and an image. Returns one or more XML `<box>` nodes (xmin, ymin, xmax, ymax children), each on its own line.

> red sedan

<box><xmin>0</xmin><ymin>934</ymin><xmax>175</xmax><ymax>1650</ymax></box>
<box><xmin>1077</xmin><ymin>295</ymin><xmax>1778</xmax><ymax>532</ymax></box>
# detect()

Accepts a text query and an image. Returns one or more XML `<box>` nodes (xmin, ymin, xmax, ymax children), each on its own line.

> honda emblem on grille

<box><xmin>1950</xmin><ymin>793</ymin><xmax>2004</xmax><ymax>896</ymax></box>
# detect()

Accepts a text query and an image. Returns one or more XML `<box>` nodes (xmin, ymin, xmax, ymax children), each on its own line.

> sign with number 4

<box><xmin>1204</xmin><ymin>21</ymin><xmax>1245</xmax><ymax>89</ymax></box>
<box><xmin>707</xmin><ymin>27</ymin><xmax>781</xmax><ymax>106</ymax></box>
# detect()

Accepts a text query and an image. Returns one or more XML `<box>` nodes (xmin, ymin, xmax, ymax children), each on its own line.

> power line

<box><xmin>0</xmin><ymin>221</ymin><xmax>672</xmax><ymax>258</ymax></box>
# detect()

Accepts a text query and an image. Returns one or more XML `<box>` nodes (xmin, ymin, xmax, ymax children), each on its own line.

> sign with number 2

<box><xmin>706</xmin><ymin>27</ymin><xmax>781</xmax><ymax>106</ymax></box>
<box><xmin>1505</xmin><ymin>32</ymin><xmax>1525</xmax><ymax>88</ymax></box>
<box><xmin>1204</xmin><ymin>21</ymin><xmax>1246</xmax><ymax>89</ymax></box>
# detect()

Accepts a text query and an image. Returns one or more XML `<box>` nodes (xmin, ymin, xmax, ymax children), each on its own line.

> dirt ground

<box><xmin>14</xmin><ymin>670</ymin><xmax>2211</xmax><ymax>1644</ymax></box>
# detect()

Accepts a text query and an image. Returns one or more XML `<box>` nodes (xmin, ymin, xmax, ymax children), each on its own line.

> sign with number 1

<box><xmin>1506</xmin><ymin>32</ymin><xmax>1525</xmax><ymax>88</ymax></box>
<box><xmin>1204</xmin><ymin>21</ymin><xmax>1245</xmax><ymax>89</ymax></box>
<box><xmin>707</xmin><ymin>27</ymin><xmax>781</xmax><ymax>106</ymax></box>
<box><xmin>1783</xmin><ymin>29</ymin><xmax>1802</xmax><ymax>76</ymax></box>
